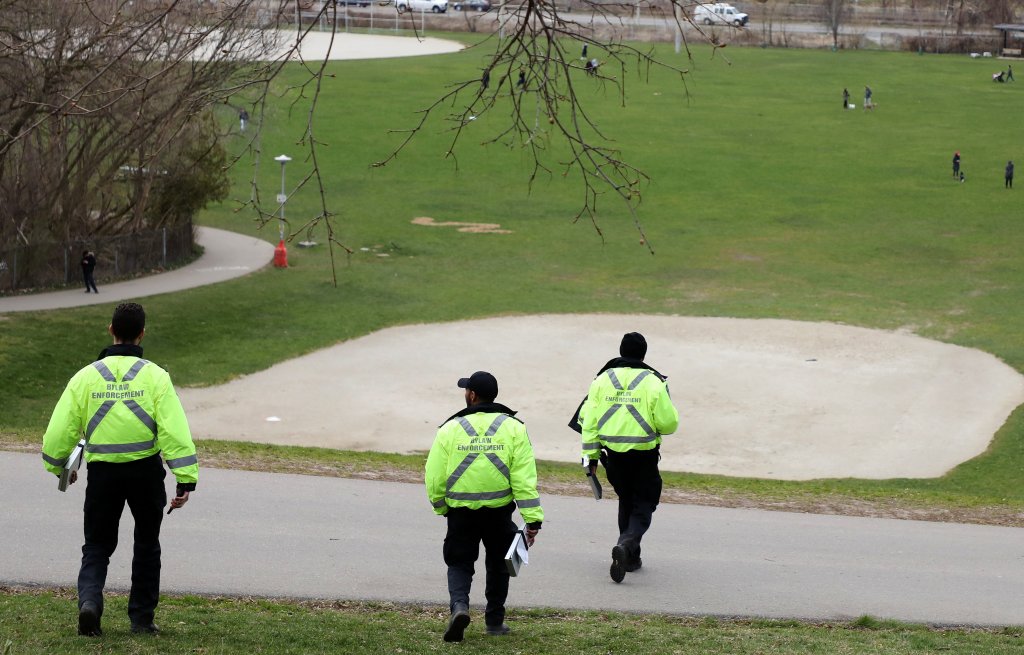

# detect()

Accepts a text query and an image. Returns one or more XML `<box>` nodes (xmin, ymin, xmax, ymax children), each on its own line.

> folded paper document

<box><xmin>58</xmin><ymin>439</ymin><xmax>85</xmax><ymax>492</ymax></box>
<box><xmin>504</xmin><ymin>528</ymin><xmax>530</xmax><ymax>576</ymax></box>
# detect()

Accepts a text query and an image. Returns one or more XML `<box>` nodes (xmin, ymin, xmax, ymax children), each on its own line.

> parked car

<box><xmin>330</xmin><ymin>0</ymin><xmax>372</xmax><ymax>6</ymax></box>
<box><xmin>396</xmin><ymin>0</ymin><xmax>448</xmax><ymax>12</ymax></box>
<box><xmin>453</xmin><ymin>0</ymin><xmax>491</xmax><ymax>10</ymax></box>
<box><xmin>692</xmin><ymin>3</ymin><xmax>749</xmax><ymax>27</ymax></box>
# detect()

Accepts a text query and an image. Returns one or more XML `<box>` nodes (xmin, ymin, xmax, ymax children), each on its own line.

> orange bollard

<box><xmin>273</xmin><ymin>240</ymin><xmax>288</xmax><ymax>268</ymax></box>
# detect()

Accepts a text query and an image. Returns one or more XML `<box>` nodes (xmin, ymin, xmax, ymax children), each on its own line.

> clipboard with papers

<box><xmin>58</xmin><ymin>438</ymin><xmax>86</xmax><ymax>492</ymax></box>
<box><xmin>504</xmin><ymin>527</ymin><xmax>530</xmax><ymax>577</ymax></box>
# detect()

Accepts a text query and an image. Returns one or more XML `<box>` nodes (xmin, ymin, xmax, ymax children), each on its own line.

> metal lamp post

<box><xmin>274</xmin><ymin>154</ymin><xmax>291</xmax><ymax>241</ymax></box>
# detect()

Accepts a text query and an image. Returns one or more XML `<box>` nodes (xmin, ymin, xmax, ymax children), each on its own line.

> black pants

<box><xmin>443</xmin><ymin>503</ymin><xmax>517</xmax><ymax>627</ymax></box>
<box><xmin>78</xmin><ymin>455</ymin><xmax>166</xmax><ymax>625</ymax></box>
<box><xmin>83</xmin><ymin>269</ymin><xmax>97</xmax><ymax>293</ymax></box>
<box><xmin>604</xmin><ymin>448</ymin><xmax>662</xmax><ymax>561</ymax></box>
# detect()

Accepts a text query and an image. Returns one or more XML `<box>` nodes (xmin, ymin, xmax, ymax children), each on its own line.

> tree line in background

<box><xmin>0</xmin><ymin>0</ymin><xmax>713</xmax><ymax>286</ymax></box>
<box><xmin>0</xmin><ymin>0</ymin><xmax>279</xmax><ymax>278</ymax></box>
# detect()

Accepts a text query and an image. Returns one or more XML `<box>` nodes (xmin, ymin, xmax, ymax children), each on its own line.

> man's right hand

<box><xmin>525</xmin><ymin>527</ymin><xmax>539</xmax><ymax>547</ymax></box>
<box><xmin>169</xmin><ymin>491</ymin><xmax>189</xmax><ymax>510</ymax></box>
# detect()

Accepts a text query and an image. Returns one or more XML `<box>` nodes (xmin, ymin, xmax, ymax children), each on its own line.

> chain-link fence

<box><xmin>0</xmin><ymin>222</ymin><xmax>195</xmax><ymax>293</ymax></box>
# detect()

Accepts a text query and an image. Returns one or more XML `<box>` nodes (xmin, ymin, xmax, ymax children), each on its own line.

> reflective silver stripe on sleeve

<box><xmin>431</xmin><ymin>498</ymin><xmax>447</xmax><ymax>509</ymax></box>
<box><xmin>87</xmin><ymin>438</ymin><xmax>157</xmax><ymax>454</ymax></box>
<box><xmin>42</xmin><ymin>452</ymin><xmax>66</xmax><ymax>467</ymax></box>
<box><xmin>626</xmin><ymin>405</ymin><xmax>656</xmax><ymax>436</ymax></box>
<box><xmin>600</xmin><ymin>434</ymin><xmax>659</xmax><ymax>444</ymax></box>
<box><xmin>485</xmin><ymin>453</ymin><xmax>511</xmax><ymax>481</ymax></box>
<box><xmin>166</xmin><ymin>454</ymin><xmax>198</xmax><ymax>469</ymax></box>
<box><xmin>627</xmin><ymin>370</ymin><xmax>651</xmax><ymax>390</ymax></box>
<box><xmin>121</xmin><ymin>359</ymin><xmax>149</xmax><ymax>382</ymax></box>
<box><xmin>596</xmin><ymin>404</ymin><xmax>621</xmax><ymax>430</ymax></box>
<box><xmin>581</xmin><ymin>441</ymin><xmax>602</xmax><ymax>450</ymax></box>
<box><xmin>123</xmin><ymin>400</ymin><xmax>157</xmax><ymax>435</ymax></box>
<box><xmin>446</xmin><ymin>489</ymin><xmax>513</xmax><ymax>501</ymax></box>
<box><xmin>92</xmin><ymin>362</ymin><xmax>117</xmax><ymax>382</ymax></box>
<box><xmin>457</xmin><ymin>417</ymin><xmax>479</xmax><ymax>437</ymax></box>
<box><xmin>446</xmin><ymin>453</ymin><xmax>479</xmax><ymax>491</ymax></box>
<box><xmin>485</xmin><ymin>414</ymin><xmax>509</xmax><ymax>436</ymax></box>
<box><xmin>606</xmin><ymin>370</ymin><xmax>624</xmax><ymax>390</ymax></box>
<box><xmin>85</xmin><ymin>401</ymin><xmax>116</xmax><ymax>440</ymax></box>
<box><xmin>516</xmin><ymin>498</ymin><xmax>541</xmax><ymax>508</ymax></box>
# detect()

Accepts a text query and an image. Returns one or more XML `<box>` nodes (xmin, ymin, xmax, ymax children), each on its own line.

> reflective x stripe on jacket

<box><xmin>87</xmin><ymin>360</ymin><xmax>157</xmax><ymax>455</ymax></box>
<box><xmin>424</xmin><ymin>408</ymin><xmax>544</xmax><ymax>524</ymax></box>
<box><xmin>580</xmin><ymin>367</ymin><xmax>679</xmax><ymax>460</ymax></box>
<box><xmin>41</xmin><ymin>355</ymin><xmax>199</xmax><ymax>485</ymax></box>
<box><xmin>445</xmin><ymin>415</ymin><xmax>513</xmax><ymax>501</ymax></box>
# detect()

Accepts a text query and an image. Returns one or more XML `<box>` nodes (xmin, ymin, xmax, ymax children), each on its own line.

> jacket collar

<box><xmin>97</xmin><ymin>343</ymin><xmax>144</xmax><ymax>360</ymax></box>
<box><xmin>596</xmin><ymin>356</ymin><xmax>666</xmax><ymax>381</ymax></box>
<box><xmin>440</xmin><ymin>401</ymin><xmax>518</xmax><ymax>428</ymax></box>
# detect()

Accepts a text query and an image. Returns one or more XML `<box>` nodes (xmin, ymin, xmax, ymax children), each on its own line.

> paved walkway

<box><xmin>0</xmin><ymin>228</ymin><xmax>273</xmax><ymax>313</ymax></box>
<box><xmin>4</xmin><ymin>452</ymin><xmax>1022</xmax><ymax>627</ymax></box>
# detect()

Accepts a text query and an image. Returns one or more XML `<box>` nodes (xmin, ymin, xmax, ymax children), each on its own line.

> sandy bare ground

<box><xmin>278</xmin><ymin>30</ymin><xmax>464</xmax><ymax>60</ymax></box>
<box><xmin>192</xmin><ymin>29</ymin><xmax>465</xmax><ymax>62</ymax></box>
<box><xmin>179</xmin><ymin>315</ymin><xmax>1024</xmax><ymax>481</ymax></box>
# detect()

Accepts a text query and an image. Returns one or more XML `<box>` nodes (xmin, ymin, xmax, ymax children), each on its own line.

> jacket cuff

<box><xmin>176</xmin><ymin>482</ymin><xmax>196</xmax><ymax>494</ymax></box>
<box><xmin>526</xmin><ymin>522</ymin><xmax>542</xmax><ymax>530</ymax></box>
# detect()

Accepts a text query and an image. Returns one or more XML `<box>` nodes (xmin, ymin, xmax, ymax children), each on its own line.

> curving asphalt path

<box><xmin>2</xmin><ymin>452</ymin><xmax>1022</xmax><ymax>627</ymax></box>
<box><xmin>0</xmin><ymin>227</ymin><xmax>273</xmax><ymax>314</ymax></box>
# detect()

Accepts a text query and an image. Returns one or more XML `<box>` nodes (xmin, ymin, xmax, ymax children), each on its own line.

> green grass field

<box><xmin>3</xmin><ymin>40</ymin><xmax>1024</xmax><ymax>513</ymax></box>
<box><xmin>2</xmin><ymin>588</ymin><xmax>1021</xmax><ymax>654</ymax></box>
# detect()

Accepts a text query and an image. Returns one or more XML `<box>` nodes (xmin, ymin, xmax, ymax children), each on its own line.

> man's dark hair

<box><xmin>111</xmin><ymin>302</ymin><xmax>146</xmax><ymax>342</ymax></box>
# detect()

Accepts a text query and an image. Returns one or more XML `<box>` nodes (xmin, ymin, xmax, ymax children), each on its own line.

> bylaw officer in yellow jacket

<box><xmin>425</xmin><ymin>371</ymin><xmax>543</xmax><ymax>642</ymax></box>
<box><xmin>41</xmin><ymin>302</ymin><xmax>198</xmax><ymax>637</ymax></box>
<box><xmin>580</xmin><ymin>332</ymin><xmax>678</xmax><ymax>583</ymax></box>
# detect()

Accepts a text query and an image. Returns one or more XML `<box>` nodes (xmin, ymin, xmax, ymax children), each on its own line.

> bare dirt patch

<box><xmin>411</xmin><ymin>216</ymin><xmax>512</xmax><ymax>234</ymax></box>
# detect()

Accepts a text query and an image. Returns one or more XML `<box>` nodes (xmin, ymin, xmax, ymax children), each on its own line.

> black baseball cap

<box><xmin>457</xmin><ymin>371</ymin><xmax>498</xmax><ymax>400</ymax></box>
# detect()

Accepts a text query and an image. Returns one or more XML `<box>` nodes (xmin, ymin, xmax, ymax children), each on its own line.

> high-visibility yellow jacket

<box><xmin>580</xmin><ymin>366</ymin><xmax>679</xmax><ymax>462</ymax></box>
<box><xmin>42</xmin><ymin>351</ymin><xmax>199</xmax><ymax>487</ymax></box>
<box><xmin>425</xmin><ymin>402</ymin><xmax>544</xmax><ymax>526</ymax></box>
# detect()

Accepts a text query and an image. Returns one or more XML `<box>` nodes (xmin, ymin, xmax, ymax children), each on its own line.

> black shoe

<box><xmin>443</xmin><ymin>603</ymin><xmax>470</xmax><ymax>642</ymax></box>
<box><xmin>610</xmin><ymin>544</ymin><xmax>627</xmax><ymax>583</ymax></box>
<box><xmin>131</xmin><ymin>622</ymin><xmax>160</xmax><ymax>635</ymax></box>
<box><xmin>625</xmin><ymin>557</ymin><xmax>643</xmax><ymax>572</ymax></box>
<box><xmin>486</xmin><ymin>623</ymin><xmax>511</xmax><ymax>636</ymax></box>
<box><xmin>78</xmin><ymin>601</ymin><xmax>102</xmax><ymax>637</ymax></box>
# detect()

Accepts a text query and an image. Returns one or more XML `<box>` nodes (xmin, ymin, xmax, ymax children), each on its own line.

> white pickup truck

<box><xmin>693</xmin><ymin>3</ymin><xmax>749</xmax><ymax>27</ymax></box>
<box><xmin>396</xmin><ymin>0</ymin><xmax>448</xmax><ymax>12</ymax></box>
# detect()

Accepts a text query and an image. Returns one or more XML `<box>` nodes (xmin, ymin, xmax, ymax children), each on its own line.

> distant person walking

<box><xmin>952</xmin><ymin>151</ymin><xmax>961</xmax><ymax>180</ymax></box>
<box><xmin>842</xmin><ymin>87</ymin><xmax>850</xmax><ymax>109</ymax></box>
<box><xmin>81</xmin><ymin>250</ymin><xmax>98</xmax><ymax>293</ymax></box>
<box><xmin>239</xmin><ymin>108</ymin><xmax>249</xmax><ymax>132</ymax></box>
<box><xmin>1006</xmin><ymin>160</ymin><xmax>1014</xmax><ymax>188</ymax></box>
<box><xmin>864</xmin><ymin>85</ymin><xmax>873</xmax><ymax>110</ymax></box>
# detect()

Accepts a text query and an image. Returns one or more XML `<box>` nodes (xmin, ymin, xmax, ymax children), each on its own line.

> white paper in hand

<box><xmin>504</xmin><ymin>528</ymin><xmax>530</xmax><ymax>576</ymax></box>
<box><xmin>58</xmin><ymin>439</ymin><xmax>86</xmax><ymax>492</ymax></box>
